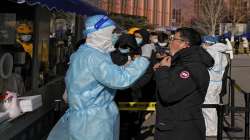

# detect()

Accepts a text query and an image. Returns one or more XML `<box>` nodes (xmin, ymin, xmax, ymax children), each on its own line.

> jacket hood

<box><xmin>172</xmin><ymin>46</ymin><xmax>214</xmax><ymax>68</ymax></box>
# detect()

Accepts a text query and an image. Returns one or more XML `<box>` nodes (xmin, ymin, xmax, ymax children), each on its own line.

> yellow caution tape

<box><xmin>117</xmin><ymin>78</ymin><xmax>247</xmax><ymax>111</ymax></box>
<box><xmin>234</xmin><ymin>83</ymin><xmax>241</xmax><ymax>91</ymax></box>
<box><xmin>233</xmin><ymin>82</ymin><xmax>248</xmax><ymax>94</ymax></box>
<box><xmin>118</xmin><ymin>102</ymin><xmax>156</xmax><ymax>111</ymax></box>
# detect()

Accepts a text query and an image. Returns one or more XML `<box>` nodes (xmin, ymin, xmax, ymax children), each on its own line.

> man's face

<box><xmin>150</xmin><ymin>35</ymin><xmax>158</xmax><ymax>43</ymax></box>
<box><xmin>169</xmin><ymin>32</ymin><xmax>189</xmax><ymax>56</ymax></box>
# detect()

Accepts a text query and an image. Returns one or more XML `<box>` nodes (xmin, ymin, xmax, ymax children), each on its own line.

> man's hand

<box><xmin>153</xmin><ymin>63</ymin><xmax>161</xmax><ymax>71</ymax></box>
<box><xmin>63</xmin><ymin>89</ymin><xmax>67</xmax><ymax>103</ymax></box>
<box><xmin>156</xmin><ymin>53</ymin><xmax>167</xmax><ymax>59</ymax></box>
<box><xmin>159</xmin><ymin>56</ymin><xmax>171</xmax><ymax>67</ymax></box>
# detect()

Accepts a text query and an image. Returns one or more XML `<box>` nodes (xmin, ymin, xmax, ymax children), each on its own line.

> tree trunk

<box><xmin>210</xmin><ymin>24</ymin><xmax>216</xmax><ymax>36</ymax></box>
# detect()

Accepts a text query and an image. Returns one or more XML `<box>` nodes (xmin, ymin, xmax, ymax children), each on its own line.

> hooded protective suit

<box><xmin>202</xmin><ymin>43</ymin><xmax>229</xmax><ymax>136</ymax></box>
<box><xmin>225</xmin><ymin>38</ymin><xmax>233</xmax><ymax>59</ymax></box>
<box><xmin>47</xmin><ymin>15</ymin><xmax>150</xmax><ymax>140</ymax></box>
<box><xmin>242</xmin><ymin>37</ymin><xmax>249</xmax><ymax>48</ymax></box>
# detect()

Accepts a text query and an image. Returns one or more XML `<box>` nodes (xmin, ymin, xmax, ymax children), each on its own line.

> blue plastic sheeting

<box><xmin>26</xmin><ymin>0</ymin><xmax>107</xmax><ymax>16</ymax></box>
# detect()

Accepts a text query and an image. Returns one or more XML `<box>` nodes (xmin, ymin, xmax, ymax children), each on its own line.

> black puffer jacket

<box><xmin>156</xmin><ymin>47</ymin><xmax>214</xmax><ymax>121</ymax></box>
<box><xmin>155</xmin><ymin>46</ymin><xmax>214</xmax><ymax>122</ymax></box>
<box><xmin>154</xmin><ymin>46</ymin><xmax>214</xmax><ymax>140</ymax></box>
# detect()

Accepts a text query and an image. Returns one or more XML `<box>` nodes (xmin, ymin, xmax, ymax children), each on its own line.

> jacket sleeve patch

<box><xmin>179</xmin><ymin>70</ymin><xmax>190</xmax><ymax>79</ymax></box>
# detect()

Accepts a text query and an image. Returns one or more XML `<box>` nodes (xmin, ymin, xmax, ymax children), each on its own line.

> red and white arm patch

<box><xmin>179</xmin><ymin>71</ymin><xmax>190</xmax><ymax>79</ymax></box>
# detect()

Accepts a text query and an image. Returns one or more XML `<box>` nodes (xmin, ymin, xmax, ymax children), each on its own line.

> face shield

<box><xmin>112</xmin><ymin>34</ymin><xmax>119</xmax><ymax>46</ymax></box>
<box><xmin>112</xmin><ymin>26</ymin><xmax>126</xmax><ymax>45</ymax></box>
<box><xmin>84</xmin><ymin>15</ymin><xmax>118</xmax><ymax>53</ymax></box>
<box><xmin>84</xmin><ymin>15</ymin><xmax>116</xmax><ymax>36</ymax></box>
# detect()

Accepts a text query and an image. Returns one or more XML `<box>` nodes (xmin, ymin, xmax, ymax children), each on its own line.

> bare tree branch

<box><xmin>225</xmin><ymin>0</ymin><xmax>247</xmax><ymax>35</ymax></box>
<box><xmin>192</xmin><ymin>0</ymin><xmax>225</xmax><ymax>35</ymax></box>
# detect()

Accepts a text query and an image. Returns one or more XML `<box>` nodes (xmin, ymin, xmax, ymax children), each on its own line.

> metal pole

<box><xmin>231</xmin><ymin>79</ymin><xmax>236</xmax><ymax>127</ymax></box>
<box><xmin>228</xmin><ymin>56</ymin><xmax>232</xmax><ymax>103</ymax></box>
<box><xmin>244</xmin><ymin>93</ymin><xmax>250</xmax><ymax>140</ymax></box>
<box><xmin>217</xmin><ymin>104</ymin><xmax>224</xmax><ymax>140</ymax></box>
<box><xmin>32</xmin><ymin>5</ymin><xmax>40</xmax><ymax>89</ymax></box>
<box><xmin>54</xmin><ymin>99</ymin><xmax>62</xmax><ymax>123</ymax></box>
<box><xmin>225</xmin><ymin>79</ymin><xmax>242</xmax><ymax>132</ymax></box>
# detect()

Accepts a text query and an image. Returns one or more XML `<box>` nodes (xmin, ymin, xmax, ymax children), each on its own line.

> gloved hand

<box><xmin>141</xmin><ymin>44</ymin><xmax>156</xmax><ymax>59</ymax></box>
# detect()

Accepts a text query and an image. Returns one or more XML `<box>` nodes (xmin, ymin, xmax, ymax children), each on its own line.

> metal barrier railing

<box><xmin>118</xmin><ymin>102</ymin><xmax>225</xmax><ymax>140</ymax></box>
<box><xmin>244</xmin><ymin>93</ymin><xmax>250</xmax><ymax>140</ymax></box>
<box><xmin>226</xmin><ymin>76</ymin><xmax>250</xmax><ymax>140</ymax></box>
<box><xmin>234</xmin><ymin>48</ymin><xmax>250</xmax><ymax>54</ymax></box>
<box><xmin>202</xmin><ymin>104</ymin><xmax>225</xmax><ymax>140</ymax></box>
<box><xmin>50</xmin><ymin>77</ymin><xmax>249</xmax><ymax>140</ymax></box>
<box><xmin>118</xmin><ymin>79</ymin><xmax>250</xmax><ymax>140</ymax></box>
<box><xmin>224</xmin><ymin>78</ymin><xmax>242</xmax><ymax>132</ymax></box>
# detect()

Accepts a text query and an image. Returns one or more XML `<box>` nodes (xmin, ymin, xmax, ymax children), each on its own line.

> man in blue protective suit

<box><xmin>47</xmin><ymin>15</ymin><xmax>155</xmax><ymax>140</ymax></box>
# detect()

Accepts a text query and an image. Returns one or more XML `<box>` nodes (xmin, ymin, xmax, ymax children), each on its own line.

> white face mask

<box><xmin>135</xmin><ymin>37</ymin><xmax>143</xmax><ymax>45</ymax></box>
<box><xmin>86</xmin><ymin>26</ymin><xmax>116</xmax><ymax>53</ymax></box>
<box><xmin>152</xmin><ymin>38</ymin><xmax>158</xmax><ymax>43</ymax></box>
<box><xmin>118</xmin><ymin>48</ymin><xmax>130</xmax><ymax>54</ymax></box>
<box><xmin>158</xmin><ymin>42</ymin><xmax>167</xmax><ymax>47</ymax></box>
<box><xmin>20</xmin><ymin>35</ymin><xmax>32</xmax><ymax>42</ymax></box>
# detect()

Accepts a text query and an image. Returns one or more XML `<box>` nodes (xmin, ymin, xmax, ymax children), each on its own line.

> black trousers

<box><xmin>155</xmin><ymin>119</ymin><xmax>206</xmax><ymax>140</ymax></box>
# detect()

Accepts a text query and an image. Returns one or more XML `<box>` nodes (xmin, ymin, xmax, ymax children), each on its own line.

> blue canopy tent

<box><xmin>239</xmin><ymin>32</ymin><xmax>250</xmax><ymax>40</ymax></box>
<box><xmin>25</xmin><ymin>0</ymin><xmax>107</xmax><ymax>16</ymax></box>
<box><xmin>219</xmin><ymin>32</ymin><xmax>232</xmax><ymax>40</ymax></box>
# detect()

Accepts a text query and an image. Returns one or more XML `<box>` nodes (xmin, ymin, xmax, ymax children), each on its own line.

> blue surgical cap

<box><xmin>83</xmin><ymin>15</ymin><xmax>116</xmax><ymax>36</ymax></box>
<box><xmin>202</xmin><ymin>36</ymin><xmax>218</xmax><ymax>44</ymax></box>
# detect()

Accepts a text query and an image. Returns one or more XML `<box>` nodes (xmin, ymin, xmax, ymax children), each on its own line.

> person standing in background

<box><xmin>234</xmin><ymin>38</ymin><xmax>240</xmax><ymax>54</ymax></box>
<box><xmin>242</xmin><ymin>37</ymin><xmax>249</xmax><ymax>54</ymax></box>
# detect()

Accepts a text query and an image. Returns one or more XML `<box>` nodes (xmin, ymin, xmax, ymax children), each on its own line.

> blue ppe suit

<box><xmin>47</xmin><ymin>44</ymin><xmax>149</xmax><ymax>140</ymax></box>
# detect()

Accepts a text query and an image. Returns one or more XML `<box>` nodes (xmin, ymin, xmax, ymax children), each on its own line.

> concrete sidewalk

<box><xmin>140</xmin><ymin>112</ymin><xmax>248</xmax><ymax>140</ymax></box>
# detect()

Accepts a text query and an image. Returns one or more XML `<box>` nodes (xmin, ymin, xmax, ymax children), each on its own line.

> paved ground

<box><xmin>136</xmin><ymin>54</ymin><xmax>250</xmax><ymax>140</ymax></box>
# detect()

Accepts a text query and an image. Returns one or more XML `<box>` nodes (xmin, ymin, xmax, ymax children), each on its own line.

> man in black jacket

<box><xmin>154</xmin><ymin>27</ymin><xmax>214</xmax><ymax>140</ymax></box>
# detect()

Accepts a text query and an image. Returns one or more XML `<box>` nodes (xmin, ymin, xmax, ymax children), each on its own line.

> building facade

<box><xmin>171</xmin><ymin>0</ymin><xmax>196</xmax><ymax>27</ymax></box>
<box><xmin>94</xmin><ymin>0</ymin><xmax>250</xmax><ymax>31</ymax></box>
<box><xmin>97</xmin><ymin>0</ymin><xmax>172</xmax><ymax>27</ymax></box>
